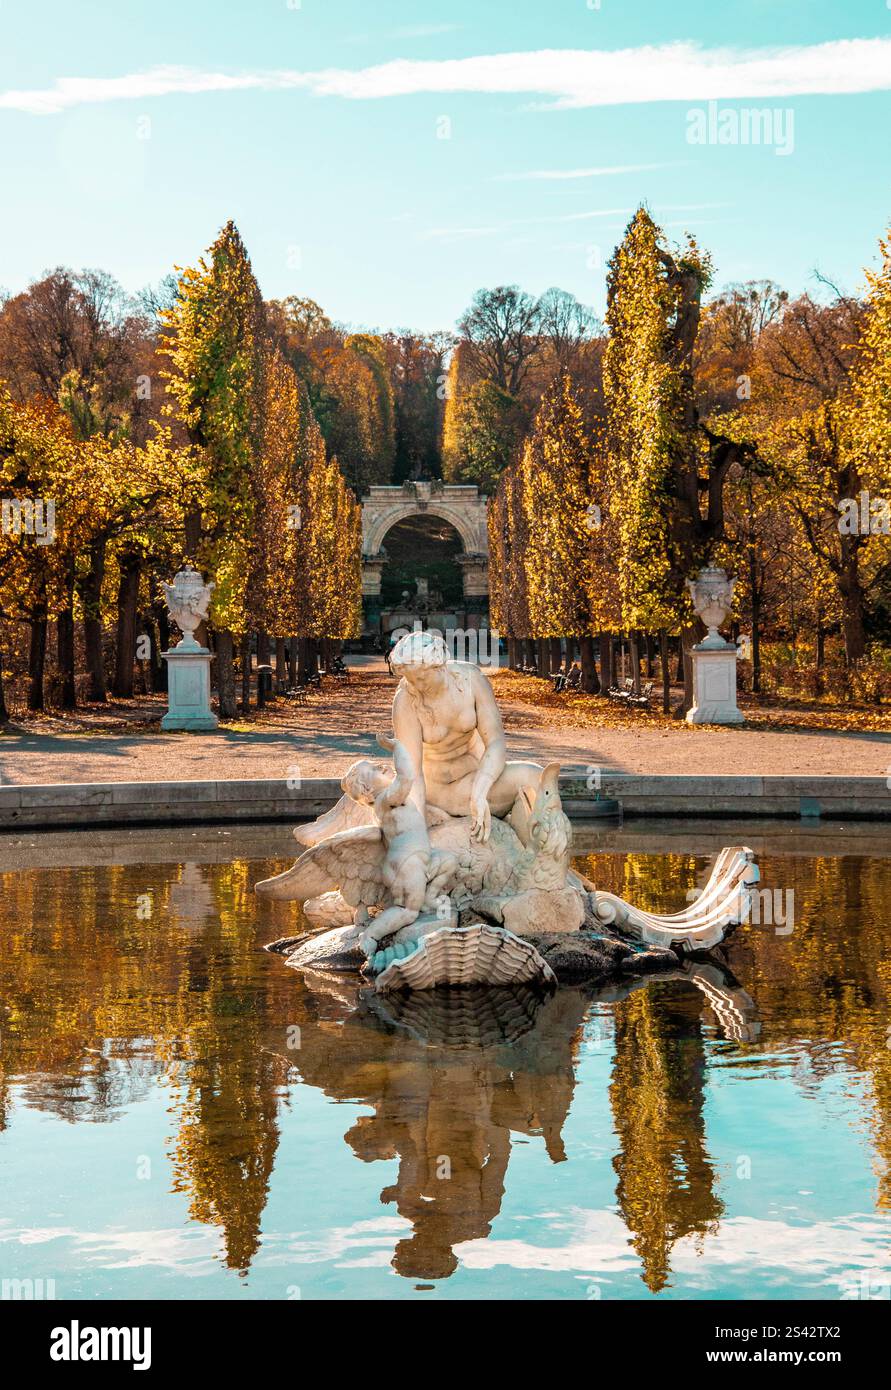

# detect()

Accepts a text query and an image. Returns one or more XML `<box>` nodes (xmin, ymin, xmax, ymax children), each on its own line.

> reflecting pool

<box><xmin>1</xmin><ymin>820</ymin><xmax>890</xmax><ymax>1300</ymax></box>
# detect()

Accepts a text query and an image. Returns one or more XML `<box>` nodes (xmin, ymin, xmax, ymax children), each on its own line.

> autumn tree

<box><xmin>490</xmin><ymin>376</ymin><xmax>620</xmax><ymax>690</ymax></box>
<box><xmin>160</xmin><ymin>221</ymin><xmax>266</xmax><ymax>716</ymax></box>
<box><xmin>442</xmin><ymin>378</ymin><xmax>526</xmax><ymax>491</ymax></box>
<box><xmin>458</xmin><ymin>285</ymin><xmax>542</xmax><ymax>397</ymax></box>
<box><xmin>0</xmin><ymin>267</ymin><xmax>153</xmax><ymax>441</ymax></box>
<box><xmin>382</xmin><ymin>330</ymin><xmax>451</xmax><ymax>482</ymax></box>
<box><xmin>604</xmin><ymin>208</ymin><xmax>753</xmax><ymax>706</ymax></box>
<box><xmin>761</xmin><ymin>243</ymin><xmax>891</xmax><ymax>664</ymax></box>
<box><xmin>250</xmin><ymin>347</ymin><xmax>361</xmax><ymax>665</ymax></box>
<box><xmin>268</xmin><ymin>297</ymin><xmax>397</xmax><ymax>488</ymax></box>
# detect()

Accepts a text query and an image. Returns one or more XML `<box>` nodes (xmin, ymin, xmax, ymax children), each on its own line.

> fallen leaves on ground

<box><xmin>487</xmin><ymin>668</ymin><xmax>891</xmax><ymax>734</ymax></box>
<box><xmin>3</xmin><ymin>664</ymin><xmax>890</xmax><ymax>741</ymax></box>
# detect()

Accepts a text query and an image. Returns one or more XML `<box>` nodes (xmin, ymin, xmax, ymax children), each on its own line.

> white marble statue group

<box><xmin>256</xmin><ymin>630</ymin><xmax>758</xmax><ymax>992</ymax></box>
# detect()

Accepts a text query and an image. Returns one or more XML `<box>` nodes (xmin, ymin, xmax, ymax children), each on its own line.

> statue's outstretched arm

<box><xmin>381</xmin><ymin>737</ymin><xmax>415</xmax><ymax>808</ymax></box>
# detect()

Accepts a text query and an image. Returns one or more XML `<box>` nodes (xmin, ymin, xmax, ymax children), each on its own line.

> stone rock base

<box><xmin>500</xmin><ymin>886</ymin><xmax>584</xmax><ymax>936</ymax></box>
<box><xmin>266</xmin><ymin>911</ymin><xmax>682</xmax><ymax>988</ymax></box>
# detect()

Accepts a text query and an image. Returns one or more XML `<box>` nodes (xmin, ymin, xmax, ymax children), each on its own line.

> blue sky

<box><xmin>0</xmin><ymin>0</ymin><xmax>889</xmax><ymax>330</ymax></box>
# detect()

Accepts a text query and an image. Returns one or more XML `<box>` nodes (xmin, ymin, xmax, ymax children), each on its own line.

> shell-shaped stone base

<box><xmin>373</xmin><ymin>923</ymin><xmax>557</xmax><ymax>994</ymax></box>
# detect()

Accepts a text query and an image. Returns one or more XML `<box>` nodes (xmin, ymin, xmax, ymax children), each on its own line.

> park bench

<box><xmin>628</xmin><ymin>680</ymin><xmax>654</xmax><ymax>708</ymax></box>
<box><xmin>553</xmin><ymin>667</ymin><xmax>582</xmax><ymax>693</ymax></box>
<box><xmin>607</xmin><ymin>677</ymin><xmax>634</xmax><ymax>702</ymax></box>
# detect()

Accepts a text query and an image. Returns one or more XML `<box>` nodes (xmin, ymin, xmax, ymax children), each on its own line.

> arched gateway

<box><xmin>360</xmin><ymin>482</ymin><xmax>489</xmax><ymax>636</ymax></box>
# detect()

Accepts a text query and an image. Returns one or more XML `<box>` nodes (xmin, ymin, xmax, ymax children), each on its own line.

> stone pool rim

<box><xmin>1</xmin><ymin>773</ymin><xmax>890</xmax><ymax>831</ymax></box>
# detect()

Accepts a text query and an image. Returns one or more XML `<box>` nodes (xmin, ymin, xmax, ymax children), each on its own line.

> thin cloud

<box><xmin>423</xmin><ymin>202</ymin><xmax>732</xmax><ymax>243</ymax></box>
<box><xmin>2</xmin><ymin>39</ymin><xmax>890</xmax><ymax>116</ymax></box>
<box><xmin>0</xmin><ymin>66</ymin><xmax>289</xmax><ymax>116</ymax></box>
<box><xmin>521</xmin><ymin>202</ymin><xmax>729</xmax><ymax>226</ymax></box>
<box><xmin>496</xmin><ymin>162</ymin><xmax>681</xmax><ymax>181</ymax></box>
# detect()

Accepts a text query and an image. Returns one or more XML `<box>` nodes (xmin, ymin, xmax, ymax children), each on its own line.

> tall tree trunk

<box><xmin>838</xmin><ymin>546</ymin><xmax>867</xmax><ymax>665</ymax></box>
<box><xmin>659</xmin><ymin>630</ymin><xmax>671</xmax><ymax>714</ymax></box>
<box><xmin>257</xmin><ymin>632</ymin><xmax>271</xmax><ymax>666</ymax></box>
<box><xmin>599</xmin><ymin>630</ymin><xmax>613</xmax><ymax>694</ymax></box>
<box><xmin>549</xmin><ymin>637</ymin><xmax>562</xmax><ymax>677</ymax></box>
<box><xmin>240</xmin><ymin>633</ymin><xmax>252</xmax><ymax>713</ymax></box>
<box><xmin>215</xmin><ymin>630</ymin><xmax>237</xmax><ymax>719</ymax></box>
<box><xmin>112</xmin><ymin>549</ymin><xmax>141</xmax><ymax>698</ymax></box>
<box><xmin>0</xmin><ymin>644</ymin><xmax>8</xmax><ymax>723</ymax></box>
<box><xmin>56</xmin><ymin>558</ymin><xmax>77</xmax><ymax>709</ymax></box>
<box><xmin>57</xmin><ymin>604</ymin><xmax>77</xmax><ymax>709</ymax></box>
<box><xmin>149</xmin><ymin>600</ymin><xmax>170</xmax><ymax>692</ymax></box>
<box><xmin>751</xmin><ymin>604</ymin><xmax>762</xmax><ymax>694</ymax></box>
<box><xmin>184</xmin><ymin>507</ymin><xmax>202</xmax><ymax>560</ymax></box>
<box><xmin>681</xmin><ymin>625</ymin><xmax>697</xmax><ymax>715</ymax></box>
<box><xmin>579</xmin><ymin>634</ymin><xmax>598</xmax><ymax>693</ymax></box>
<box><xmin>749</xmin><ymin>544</ymin><xmax>762</xmax><ymax>695</ymax></box>
<box><xmin>79</xmin><ymin>539</ymin><xmax>107</xmax><ymax>702</ymax></box>
<box><xmin>288</xmin><ymin>639</ymin><xmax>298</xmax><ymax>687</ymax></box>
<box><xmin>28</xmin><ymin>608</ymin><xmax>48</xmax><ymax>711</ymax></box>
<box><xmin>563</xmin><ymin>638</ymin><xmax>575</xmax><ymax>674</ymax></box>
<box><xmin>275</xmin><ymin>637</ymin><xmax>287</xmax><ymax>688</ymax></box>
<box><xmin>537</xmin><ymin>638</ymin><xmax>548</xmax><ymax>677</ymax></box>
<box><xmin>629</xmin><ymin>632</ymin><xmax>641</xmax><ymax>695</ymax></box>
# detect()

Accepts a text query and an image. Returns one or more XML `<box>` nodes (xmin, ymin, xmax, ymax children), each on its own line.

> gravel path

<box><xmin>1</xmin><ymin>656</ymin><xmax>889</xmax><ymax>784</ymax></box>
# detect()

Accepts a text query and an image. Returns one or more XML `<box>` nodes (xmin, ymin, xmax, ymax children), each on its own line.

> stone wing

<box><xmin>294</xmin><ymin>791</ymin><xmax>376</xmax><ymax>847</ymax></box>
<box><xmin>256</xmin><ymin>826</ymin><xmax>387</xmax><ymax>906</ymax></box>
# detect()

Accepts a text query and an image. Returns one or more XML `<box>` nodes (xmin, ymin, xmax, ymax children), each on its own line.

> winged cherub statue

<box><xmin>341</xmin><ymin>739</ymin><xmax>459</xmax><ymax>957</ymax></box>
<box><xmin>256</xmin><ymin>739</ymin><xmax>459</xmax><ymax>960</ymax></box>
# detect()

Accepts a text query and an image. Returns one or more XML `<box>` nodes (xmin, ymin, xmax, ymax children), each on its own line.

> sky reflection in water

<box><xmin>0</xmin><ymin>822</ymin><xmax>890</xmax><ymax>1301</ymax></box>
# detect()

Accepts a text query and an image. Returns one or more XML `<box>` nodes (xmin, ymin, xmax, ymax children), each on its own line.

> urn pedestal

<box><xmin>161</xmin><ymin>643</ymin><xmax>218</xmax><ymax>732</ymax></box>
<box><xmin>686</xmin><ymin>643</ymin><xmax>744</xmax><ymax>725</ymax></box>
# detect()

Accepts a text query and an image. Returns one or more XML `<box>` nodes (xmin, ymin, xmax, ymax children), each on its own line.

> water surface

<box><xmin>1</xmin><ymin>821</ymin><xmax>890</xmax><ymax>1300</ymax></box>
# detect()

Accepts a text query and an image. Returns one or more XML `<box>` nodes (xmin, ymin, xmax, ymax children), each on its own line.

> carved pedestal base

<box><xmin>686</xmin><ymin>643</ymin><xmax>744</xmax><ymax>725</ymax></box>
<box><xmin>161</xmin><ymin>646</ymin><xmax>218</xmax><ymax>731</ymax></box>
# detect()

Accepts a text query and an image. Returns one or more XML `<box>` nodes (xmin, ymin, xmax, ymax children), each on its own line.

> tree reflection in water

<box><xmin>1</xmin><ymin>844</ymin><xmax>890</xmax><ymax>1291</ymax></box>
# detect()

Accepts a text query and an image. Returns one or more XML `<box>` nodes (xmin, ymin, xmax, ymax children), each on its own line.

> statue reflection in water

<box><xmin>271</xmin><ymin>960</ymin><xmax>759</xmax><ymax>1286</ymax></box>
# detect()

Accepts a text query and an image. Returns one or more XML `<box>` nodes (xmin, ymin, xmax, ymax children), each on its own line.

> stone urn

<box><xmin>160</xmin><ymin>566</ymin><xmax>218</xmax><ymax>731</ymax></box>
<box><xmin>686</xmin><ymin>566</ymin><xmax>743</xmax><ymax>725</ymax></box>
<box><xmin>161</xmin><ymin>566</ymin><xmax>215</xmax><ymax>651</ymax></box>
<box><xmin>686</xmin><ymin>566</ymin><xmax>735</xmax><ymax>649</ymax></box>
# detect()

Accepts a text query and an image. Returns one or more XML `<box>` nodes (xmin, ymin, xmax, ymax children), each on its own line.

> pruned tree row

<box><xmin>0</xmin><ymin>222</ymin><xmax>361</xmax><ymax>720</ymax></box>
<box><xmin>489</xmin><ymin>210</ymin><xmax>891</xmax><ymax>709</ymax></box>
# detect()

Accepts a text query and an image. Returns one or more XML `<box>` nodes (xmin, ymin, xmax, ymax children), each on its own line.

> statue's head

<box><xmin>390</xmin><ymin>629</ymin><xmax>449</xmax><ymax>695</ymax></box>
<box><xmin>341</xmin><ymin>758</ymin><xmax>389</xmax><ymax>805</ymax></box>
